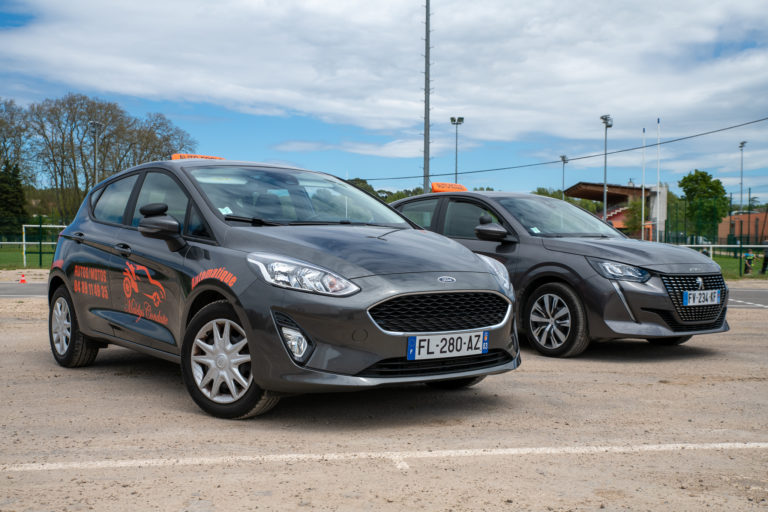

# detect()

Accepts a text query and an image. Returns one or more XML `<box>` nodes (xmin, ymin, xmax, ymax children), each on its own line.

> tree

<box><xmin>677</xmin><ymin>169</ymin><xmax>729</xmax><ymax>239</ymax></box>
<box><xmin>0</xmin><ymin>161</ymin><xmax>27</xmax><ymax>237</ymax></box>
<box><xmin>0</xmin><ymin>98</ymin><xmax>32</xmax><ymax>183</ymax></box>
<box><xmin>531</xmin><ymin>187</ymin><xmax>601</xmax><ymax>213</ymax></box>
<box><xmin>26</xmin><ymin>93</ymin><xmax>196</xmax><ymax>219</ymax></box>
<box><xmin>623</xmin><ymin>198</ymin><xmax>644</xmax><ymax>235</ymax></box>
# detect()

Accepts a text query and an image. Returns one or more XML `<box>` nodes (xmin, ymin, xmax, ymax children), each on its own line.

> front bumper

<box><xmin>239</xmin><ymin>272</ymin><xmax>520</xmax><ymax>394</ymax></box>
<box><xmin>584</xmin><ymin>272</ymin><xmax>729</xmax><ymax>340</ymax></box>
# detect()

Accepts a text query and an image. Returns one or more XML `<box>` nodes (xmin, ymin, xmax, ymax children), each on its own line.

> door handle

<box><xmin>115</xmin><ymin>243</ymin><xmax>132</xmax><ymax>256</ymax></box>
<box><xmin>71</xmin><ymin>232</ymin><xmax>85</xmax><ymax>243</ymax></box>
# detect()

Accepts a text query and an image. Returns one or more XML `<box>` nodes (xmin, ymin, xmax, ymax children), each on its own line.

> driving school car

<box><xmin>48</xmin><ymin>158</ymin><xmax>520</xmax><ymax>418</ymax></box>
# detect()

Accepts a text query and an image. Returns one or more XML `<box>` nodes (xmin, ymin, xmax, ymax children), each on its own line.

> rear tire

<box><xmin>647</xmin><ymin>335</ymin><xmax>692</xmax><ymax>346</ymax></box>
<box><xmin>426</xmin><ymin>376</ymin><xmax>485</xmax><ymax>390</ymax></box>
<box><xmin>524</xmin><ymin>282</ymin><xmax>589</xmax><ymax>358</ymax></box>
<box><xmin>181</xmin><ymin>301</ymin><xmax>279</xmax><ymax>419</ymax></box>
<box><xmin>49</xmin><ymin>285</ymin><xmax>99</xmax><ymax>367</ymax></box>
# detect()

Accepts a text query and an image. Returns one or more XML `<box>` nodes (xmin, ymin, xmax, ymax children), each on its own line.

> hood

<box><xmin>541</xmin><ymin>237</ymin><xmax>720</xmax><ymax>273</ymax></box>
<box><xmin>226</xmin><ymin>225</ymin><xmax>487</xmax><ymax>279</ymax></box>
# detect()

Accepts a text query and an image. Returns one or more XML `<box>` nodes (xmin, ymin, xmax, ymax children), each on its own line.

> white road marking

<box><xmin>729</xmin><ymin>298</ymin><xmax>768</xmax><ymax>309</ymax></box>
<box><xmin>3</xmin><ymin>442</ymin><xmax>767</xmax><ymax>473</ymax></box>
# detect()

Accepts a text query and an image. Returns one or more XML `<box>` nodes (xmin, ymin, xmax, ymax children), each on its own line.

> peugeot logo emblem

<box><xmin>695</xmin><ymin>277</ymin><xmax>704</xmax><ymax>290</ymax></box>
<box><xmin>438</xmin><ymin>276</ymin><xmax>457</xmax><ymax>283</ymax></box>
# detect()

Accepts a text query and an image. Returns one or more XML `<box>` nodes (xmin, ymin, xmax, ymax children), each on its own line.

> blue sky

<box><xmin>1</xmin><ymin>0</ymin><xmax>767</xmax><ymax>203</ymax></box>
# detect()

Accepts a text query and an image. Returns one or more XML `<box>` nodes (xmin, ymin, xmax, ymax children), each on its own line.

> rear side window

<box><xmin>397</xmin><ymin>199</ymin><xmax>439</xmax><ymax>229</ymax></box>
<box><xmin>92</xmin><ymin>174</ymin><xmax>139</xmax><ymax>224</ymax></box>
<box><xmin>443</xmin><ymin>201</ymin><xmax>499</xmax><ymax>239</ymax></box>
<box><xmin>131</xmin><ymin>172</ymin><xmax>189</xmax><ymax>230</ymax></box>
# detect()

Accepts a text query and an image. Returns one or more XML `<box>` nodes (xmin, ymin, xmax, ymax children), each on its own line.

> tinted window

<box><xmin>398</xmin><ymin>198</ymin><xmax>439</xmax><ymax>229</ymax></box>
<box><xmin>444</xmin><ymin>201</ymin><xmax>499</xmax><ymax>238</ymax></box>
<box><xmin>131</xmin><ymin>172</ymin><xmax>189</xmax><ymax>230</ymax></box>
<box><xmin>92</xmin><ymin>174</ymin><xmax>139</xmax><ymax>224</ymax></box>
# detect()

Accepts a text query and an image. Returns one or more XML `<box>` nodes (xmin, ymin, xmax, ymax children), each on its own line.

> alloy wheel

<box><xmin>529</xmin><ymin>293</ymin><xmax>571</xmax><ymax>350</ymax></box>
<box><xmin>51</xmin><ymin>297</ymin><xmax>72</xmax><ymax>356</ymax></box>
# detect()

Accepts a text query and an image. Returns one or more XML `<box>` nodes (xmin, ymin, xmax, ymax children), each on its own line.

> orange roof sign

<box><xmin>171</xmin><ymin>153</ymin><xmax>225</xmax><ymax>160</ymax></box>
<box><xmin>431</xmin><ymin>182</ymin><xmax>468</xmax><ymax>193</ymax></box>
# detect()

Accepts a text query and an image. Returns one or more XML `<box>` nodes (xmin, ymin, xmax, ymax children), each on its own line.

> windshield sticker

<box><xmin>72</xmin><ymin>264</ymin><xmax>109</xmax><ymax>300</ymax></box>
<box><xmin>122</xmin><ymin>261</ymin><xmax>168</xmax><ymax>325</ymax></box>
<box><xmin>219</xmin><ymin>206</ymin><xmax>233</xmax><ymax>215</ymax></box>
<box><xmin>530</xmin><ymin>227</ymin><xmax>541</xmax><ymax>234</ymax></box>
<box><xmin>192</xmin><ymin>267</ymin><xmax>238</xmax><ymax>289</ymax></box>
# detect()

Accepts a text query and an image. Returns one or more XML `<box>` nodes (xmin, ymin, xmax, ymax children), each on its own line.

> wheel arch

<box><xmin>516</xmin><ymin>266</ymin><xmax>588</xmax><ymax>333</ymax></box>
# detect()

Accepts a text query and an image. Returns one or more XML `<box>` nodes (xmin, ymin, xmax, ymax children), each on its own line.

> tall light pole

<box><xmin>560</xmin><ymin>155</ymin><xmax>568</xmax><ymax>200</ymax></box>
<box><xmin>422</xmin><ymin>0</ymin><xmax>431</xmax><ymax>194</ymax></box>
<box><xmin>600</xmin><ymin>114</ymin><xmax>613</xmax><ymax>220</ymax></box>
<box><xmin>739</xmin><ymin>141</ymin><xmax>747</xmax><ymax>211</ymax></box>
<box><xmin>89</xmin><ymin>120</ymin><xmax>104</xmax><ymax>183</ymax></box>
<box><xmin>450</xmin><ymin>116</ymin><xmax>464</xmax><ymax>183</ymax></box>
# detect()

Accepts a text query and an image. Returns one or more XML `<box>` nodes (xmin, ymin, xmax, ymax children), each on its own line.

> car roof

<box><xmin>392</xmin><ymin>190</ymin><xmax>547</xmax><ymax>203</ymax></box>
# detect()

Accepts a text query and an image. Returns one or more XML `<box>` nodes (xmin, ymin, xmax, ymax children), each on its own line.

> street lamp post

<box><xmin>450</xmin><ymin>116</ymin><xmax>464</xmax><ymax>183</ymax></box>
<box><xmin>739</xmin><ymin>141</ymin><xmax>747</xmax><ymax>212</ymax></box>
<box><xmin>560</xmin><ymin>155</ymin><xmax>568</xmax><ymax>200</ymax></box>
<box><xmin>600</xmin><ymin>114</ymin><xmax>613</xmax><ymax>221</ymax></box>
<box><xmin>89</xmin><ymin>120</ymin><xmax>104</xmax><ymax>183</ymax></box>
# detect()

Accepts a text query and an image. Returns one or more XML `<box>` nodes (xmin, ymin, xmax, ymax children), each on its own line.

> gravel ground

<box><xmin>0</xmin><ymin>298</ymin><xmax>766</xmax><ymax>511</ymax></box>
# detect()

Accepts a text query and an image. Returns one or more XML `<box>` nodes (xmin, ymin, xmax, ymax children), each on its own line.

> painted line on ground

<box><xmin>729</xmin><ymin>298</ymin><xmax>768</xmax><ymax>309</ymax></box>
<box><xmin>3</xmin><ymin>442</ymin><xmax>767</xmax><ymax>473</ymax></box>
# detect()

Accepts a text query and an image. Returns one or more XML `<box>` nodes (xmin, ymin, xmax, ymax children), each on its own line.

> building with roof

<box><xmin>564</xmin><ymin>181</ymin><xmax>667</xmax><ymax>239</ymax></box>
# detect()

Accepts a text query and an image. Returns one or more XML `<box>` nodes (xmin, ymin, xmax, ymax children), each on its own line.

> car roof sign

<box><xmin>171</xmin><ymin>153</ymin><xmax>225</xmax><ymax>160</ymax></box>
<box><xmin>431</xmin><ymin>182</ymin><xmax>467</xmax><ymax>193</ymax></box>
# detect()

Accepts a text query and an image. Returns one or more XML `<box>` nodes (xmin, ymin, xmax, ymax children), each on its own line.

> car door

<box><xmin>107</xmin><ymin>170</ymin><xmax>191</xmax><ymax>353</ymax></box>
<box><xmin>69</xmin><ymin>173</ymin><xmax>141</xmax><ymax>337</ymax></box>
<box><xmin>439</xmin><ymin>197</ymin><xmax>520</xmax><ymax>277</ymax></box>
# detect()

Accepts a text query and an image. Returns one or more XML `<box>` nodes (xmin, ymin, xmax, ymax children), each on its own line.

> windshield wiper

<box><xmin>224</xmin><ymin>215</ymin><xmax>283</xmax><ymax>226</ymax></box>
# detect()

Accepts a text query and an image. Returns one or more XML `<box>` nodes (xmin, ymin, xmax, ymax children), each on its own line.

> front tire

<box><xmin>181</xmin><ymin>301</ymin><xmax>279</xmax><ymax>419</ymax></box>
<box><xmin>524</xmin><ymin>282</ymin><xmax>589</xmax><ymax>357</ymax></box>
<box><xmin>49</xmin><ymin>285</ymin><xmax>99</xmax><ymax>367</ymax></box>
<box><xmin>647</xmin><ymin>335</ymin><xmax>692</xmax><ymax>346</ymax></box>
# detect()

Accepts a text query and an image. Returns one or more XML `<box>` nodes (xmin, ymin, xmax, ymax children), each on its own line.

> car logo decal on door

<box><xmin>122</xmin><ymin>261</ymin><xmax>168</xmax><ymax>325</ymax></box>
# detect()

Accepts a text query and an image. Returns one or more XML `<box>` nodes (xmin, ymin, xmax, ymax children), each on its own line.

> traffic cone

<box><xmin>19</xmin><ymin>274</ymin><xmax>26</xmax><ymax>284</ymax></box>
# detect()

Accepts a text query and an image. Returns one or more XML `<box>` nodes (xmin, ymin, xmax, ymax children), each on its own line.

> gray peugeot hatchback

<box><xmin>393</xmin><ymin>191</ymin><xmax>728</xmax><ymax>358</ymax></box>
<box><xmin>48</xmin><ymin>159</ymin><xmax>519</xmax><ymax>418</ymax></box>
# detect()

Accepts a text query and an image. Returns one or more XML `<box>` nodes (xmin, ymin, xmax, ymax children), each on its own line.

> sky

<box><xmin>1</xmin><ymin>0</ymin><xmax>767</xmax><ymax>204</ymax></box>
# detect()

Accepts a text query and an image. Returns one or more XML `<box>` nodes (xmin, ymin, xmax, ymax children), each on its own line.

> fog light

<box><xmin>281</xmin><ymin>327</ymin><xmax>308</xmax><ymax>359</ymax></box>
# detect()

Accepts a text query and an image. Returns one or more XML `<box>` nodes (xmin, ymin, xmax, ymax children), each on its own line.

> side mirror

<box><xmin>475</xmin><ymin>222</ymin><xmax>511</xmax><ymax>242</ymax></box>
<box><xmin>138</xmin><ymin>203</ymin><xmax>187</xmax><ymax>252</ymax></box>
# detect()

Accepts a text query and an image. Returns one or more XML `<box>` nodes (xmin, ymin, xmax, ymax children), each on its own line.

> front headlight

<box><xmin>477</xmin><ymin>254</ymin><xmax>513</xmax><ymax>295</ymax></box>
<box><xmin>247</xmin><ymin>252</ymin><xmax>360</xmax><ymax>296</ymax></box>
<box><xmin>587</xmin><ymin>257</ymin><xmax>650</xmax><ymax>283</ymax></box>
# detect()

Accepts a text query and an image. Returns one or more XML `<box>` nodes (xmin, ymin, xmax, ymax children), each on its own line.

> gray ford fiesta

<box><xmin>48</xmin><ymin>158</ymin><xmax>520</xmax><ymax>418</ymax></box>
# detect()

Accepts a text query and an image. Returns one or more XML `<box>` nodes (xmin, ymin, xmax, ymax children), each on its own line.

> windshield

<box><xmin>188</xmin><ymin>166</ymin><xmax>409</xmax><ymax>227</ymax></box>
<box><xmin>497</xmin><ymin>196</ymin><xmax>623</xmax><ymax>238</ymax></box>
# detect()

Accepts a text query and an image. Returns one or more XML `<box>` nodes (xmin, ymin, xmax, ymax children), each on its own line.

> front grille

<box><xmin>356</xmin><ymin>349</ymin><xmax>513</xmax><ymax>378</ymax></box>
<box><xmin>645</xmin><ymin>308</ymin><xmax>727</xmax><ymax>332</ymax></box>
<box><xmin>660</xmin><ymin>274</ymin><xmax>726</xmax><ymax>322</ymax></box>
<box><xmin>368</xmin><ymin>292</ymin><xmax>510</xmax><ymax>333</ymax></box>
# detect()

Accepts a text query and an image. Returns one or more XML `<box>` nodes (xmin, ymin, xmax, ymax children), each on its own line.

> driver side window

<box><xmin>443</xmin><ymin>201</ymin><xmax>499</xmax><ymax>239</ymax></box>
<box><xmin>131</xmin><ymin>172</ymin><xmax>189</xmax><ymax>230</ymax></box>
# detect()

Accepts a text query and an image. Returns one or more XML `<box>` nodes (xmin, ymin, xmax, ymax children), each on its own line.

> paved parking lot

<box><xmin>1</xmin><ymin>296</ymin><xmax>766</xmax><ymax>511</ymax></box>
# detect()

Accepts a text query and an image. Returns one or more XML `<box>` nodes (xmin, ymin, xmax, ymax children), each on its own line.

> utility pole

<box><xmin>560</xmin><ymin>155</ymin><xmax>568</xmax><ymax>200</ymax></box>
<box><xmin>422</xmin><ymin>0</ymin><xmax>431</xmax><ymax>194</ymax></box>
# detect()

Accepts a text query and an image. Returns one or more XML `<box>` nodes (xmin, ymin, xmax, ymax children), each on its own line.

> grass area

<box><xmin>0</xmin><ymin>244</ymin><xmax>55</xmax><ymax>269</ymax></box>
<box><xmin>713</xmin><ymin>254</ymin><xmax>767</xmax><ymax>281</ymax></box>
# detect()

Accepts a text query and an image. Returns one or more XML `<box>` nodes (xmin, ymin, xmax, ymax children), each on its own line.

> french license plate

<box><xmin>407</xmin><ymin>331</ymin><xmax>489</xmax><ymax>360</ymax></box>
<box><xmin>682</xmin><ymin>289</ymin><xmax>720</xmax><ymax>306</ymax></box>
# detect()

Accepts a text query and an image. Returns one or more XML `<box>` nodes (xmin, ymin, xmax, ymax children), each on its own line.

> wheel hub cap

<box><xmin>190</xmin><ymin>318</ymin><xmax>252</xmax><ymax>404</ymax></box>
<box><xmin>51</xmin><ymin>297</ymin><xmax>72</xmax><ymax>356</ymax></box>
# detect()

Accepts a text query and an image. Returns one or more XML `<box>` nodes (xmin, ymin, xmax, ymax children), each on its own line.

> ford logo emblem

<box><xmin>438</xmin><ymin>276</ymin><xmax>456</xmax><ymax>283</ymax></box>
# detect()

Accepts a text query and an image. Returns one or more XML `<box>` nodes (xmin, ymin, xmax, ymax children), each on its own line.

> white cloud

<box><xmin>0</xmin><ymin>0</ymin><xmax>766</xmax><ymax>170</ymax></box>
